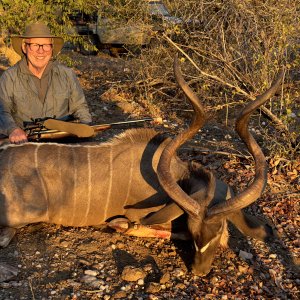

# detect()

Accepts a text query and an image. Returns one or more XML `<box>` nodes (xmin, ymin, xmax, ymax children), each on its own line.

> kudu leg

<box><xmin>107</xmin><ymin>217</ymin><xmax>190</xmax><ymax>240</ymax></box>
<box><xmin>107</xmin><ymin>217</ymin><xmax>172</xmax><ymax>239</ymax></box>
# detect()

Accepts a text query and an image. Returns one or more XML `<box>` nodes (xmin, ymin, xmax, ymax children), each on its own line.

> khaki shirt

<box><xmin>0</xmin><ymin>58</ymin><xmax>92</xmax><ymax>136</ymax></box>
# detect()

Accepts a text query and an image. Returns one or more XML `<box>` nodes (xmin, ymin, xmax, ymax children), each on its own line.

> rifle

<box><xmin>25</xmin><ymin>117</ymin><xmax>162</xmax><ymax>141</ymax></box>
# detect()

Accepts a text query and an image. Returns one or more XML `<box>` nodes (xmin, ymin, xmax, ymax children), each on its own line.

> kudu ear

<box><xmin>206</xmin><ymin>69</ymin><xmax>285</xmax><ymax>221</ymax></box>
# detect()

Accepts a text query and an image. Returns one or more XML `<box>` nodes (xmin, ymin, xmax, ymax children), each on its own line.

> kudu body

<box><xmin>0</xmin><ymin>57</ymin><xmax>280</xmax><ymax>276</ymax></box>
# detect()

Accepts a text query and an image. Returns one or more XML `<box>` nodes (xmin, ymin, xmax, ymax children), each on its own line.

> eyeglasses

<box><xmin>25</xmin><ymin>43</ymin><xmax>53</xmax><ymax>52</ymax></box>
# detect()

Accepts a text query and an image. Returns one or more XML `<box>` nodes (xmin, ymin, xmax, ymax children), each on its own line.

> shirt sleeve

<box><xmin>0</xmin><ymin>72</ymin><xmax>19</xmax><ymax>136</ymax></box>
<box><xmin>68</xmin><ymin>69</ymin><xmax>92</xmax><ymax>124</ymax></box>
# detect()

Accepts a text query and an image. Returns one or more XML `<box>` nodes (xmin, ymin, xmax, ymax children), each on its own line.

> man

<box><xmin>0</xmin><ymin>22</ymin><xmax>92</xmax><ymax>144</ymax></box>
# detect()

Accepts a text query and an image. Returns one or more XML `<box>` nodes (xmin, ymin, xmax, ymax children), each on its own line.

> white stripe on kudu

<box><xmin>82</xmin><ymin>147</ymin><xmax>92</xmax><ymax>225</ymax></box>
<box><xmin>35</xmin><ymin>144</ymin><xmax>49</xmax><ymax>221</ymax></box>
<box><xmin>57</xmin><ymin>146</ymin><xmax>63</xmax><ymax>224</ymax></box>
<box><xmin>71</xmin><ymin>147</ymin><xmax>77</xmax><ymax>226</ymax></box>
<box><xmin>124</xmin><ymin>146</ymin><xmax>134</xmax><ymax>208</ymax></box>
<box><xmin>103</xmin><ymin>144</ymin><xmax>113</xmax><ymax>218</ymax></box>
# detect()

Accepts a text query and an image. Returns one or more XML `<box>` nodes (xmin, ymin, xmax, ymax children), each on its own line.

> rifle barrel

<box><xmin>92</xmin><ymin>117</ymin><xmax>161</xmax><ymax>132</ymax></box>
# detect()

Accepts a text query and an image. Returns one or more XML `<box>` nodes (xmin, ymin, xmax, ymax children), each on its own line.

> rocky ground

<box><xmin>0</xmin><ymin>52</ymin><xmax>299</xmax><ymax>299</ymax></box>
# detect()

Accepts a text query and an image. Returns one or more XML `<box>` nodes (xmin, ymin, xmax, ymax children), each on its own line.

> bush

<box><xmin>128</xmin><ymin>0</ymin><xmax>299</xmax><ymax>160</ymax></box>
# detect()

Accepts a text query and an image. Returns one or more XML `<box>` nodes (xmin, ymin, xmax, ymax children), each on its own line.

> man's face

<box><xmin>22</xmin><ymin>37</ymin><xmax>53</xmax><ymax>71</ymax></box>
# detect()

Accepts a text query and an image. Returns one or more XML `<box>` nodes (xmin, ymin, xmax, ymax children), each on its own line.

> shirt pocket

<box><xmin>13</xmin><ymin>90</ymin><xmax>40</xmax><ymax>120</ymax></box>
<box><xmin>51</xmin><ymin>90</ymin><xmax>70</xmax><ymax>117</ymax></box>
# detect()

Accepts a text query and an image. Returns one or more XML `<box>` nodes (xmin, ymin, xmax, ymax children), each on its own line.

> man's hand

<box><xmin>9</xmin><ymin>128</ymin><xmax>28</xmax><ymax>144</ymax></box>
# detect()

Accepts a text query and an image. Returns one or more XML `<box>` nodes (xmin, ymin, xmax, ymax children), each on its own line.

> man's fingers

<box><xmin>14</xmin><ymin>139</ymin><xmax>27</xmax><ymax>145</ymax></box>
<box><xmin>9</xmin><ymin>128</ymin><xmax>28</xmax><ymax>144</ymax></box>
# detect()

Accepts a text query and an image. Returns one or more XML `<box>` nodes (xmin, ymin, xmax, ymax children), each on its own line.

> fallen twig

<box><xmin>180</xmin><ymin>147</ymin><xmax>252</xmax><ymax>160</ymax></box>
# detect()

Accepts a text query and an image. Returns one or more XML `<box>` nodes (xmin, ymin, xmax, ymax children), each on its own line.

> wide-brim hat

<box><xmin>11</xmin><ymin>22</ymin><xmax>64</xmax><ymax>57</ymax></box>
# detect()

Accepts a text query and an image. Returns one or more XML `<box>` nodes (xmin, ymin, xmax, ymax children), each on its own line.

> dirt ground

<box><xmin>0</xmin><ymin>52</ymin><xmax>299</xmax><ymax>299</ymax></box>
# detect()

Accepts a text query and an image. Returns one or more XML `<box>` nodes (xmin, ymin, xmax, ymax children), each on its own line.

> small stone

<box><xmin>137</xmin><ymin>279</ymin><xmax>144</xmax><ymax>285</ymax></box>
<box><xmin>143</xmin><ymin>264</ymin><xmax>153</xmax><ymax>272</ymax></box>
<box><xmin>176</xmin><ymin>283</ymin><xmax>186</xmax><ymax>289</ymax></box>
<box><xmin>0</xmin><ymin>282</ymin><xmax>11</xmax><ymax>288</ymax></box>
<box><xmin>121</xmin><ymin>266</ymin><xmax>146</xmax><ymax>282</ymax></box>
<box><xmin>80</xmin><ymin>275</ymin><xmax>97</xmax><ymax>284</ymax></box>
<box><xmin>117</xmin><ymin>242</ymin><xmax>125</xmax><ymax>249</ymax></box>
<box><xmin>0</xmin><ymin>263</ymin><xmax>19</xmax><ymax>282</ymax></box>
<box><xmin>113</xmin><ymin>291</ymin><xmax>127</xmax><ymax>299</ymax></box>
<box><xmin>160</xmin><ymin>272</ymin><xmax>170</xmax><ymax>284</ymax></box>
<box><xmin>173</xmin><ymin>268</ymin><xmax>185</xmax><ymax>277</ymax></box>
<box><xmin>84</xmin><ymin>269</ymin><xmax>98</xmax><ymax>276</ymax></box>
<box><xmin>146</xmin><ymin>282</ymin><xmax>161</xmax><ymax>293</ymax></box>
<box><xmin>79</xmin><ymin>259</ymin><xmax>91</xmax><ymax>266</ymax></box>
<box><xmin>239</xmin><ymin>250</ymin><xmax>253</xmax><ymax>260</ymax></box>
<box><xmin>211</xmin><ymin>277</ymin><xmax>218</xmax><ymax>284</ymax></box>
<box><xmin>90</xmin><ymin>280</ymin><xmax>103</xmax><ymax>288</ymax></box>
<box><xmin>269</xmin><ymin>254</ymin><xmax>277</xmax><ymax>259</ymax></box>
<box><xmin>60</xmin><ymin>241</ymin><xmax>69</xmax><ymax>248</ymax></box>
<box><xmin>238</xmin><ymin>265</ymin><xmax>249</xmax><ymax>273</ymax></box>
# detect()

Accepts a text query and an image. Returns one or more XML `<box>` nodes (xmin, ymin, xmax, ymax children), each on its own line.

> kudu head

<box><xmin>157</xmin><ymin>57</ymin><xmax>284</xmax><ymax>275</ymax></box>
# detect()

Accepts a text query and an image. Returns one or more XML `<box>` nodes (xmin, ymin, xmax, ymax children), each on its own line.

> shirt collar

<box><xmin>19</xmin><ymin>56</ymin><xmax>56</xmax><ymax>78</ymax></box>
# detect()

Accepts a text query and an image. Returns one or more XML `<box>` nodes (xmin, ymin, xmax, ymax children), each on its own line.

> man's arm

<box><xmin>68</xmin><ymin>69</ymin><xmax>92</xmax><ymax>124</ymax></box>
<box><xmin>0</xmin><ymin>72</ymin><xmax>28</xmax><ymax>143</ymax></box>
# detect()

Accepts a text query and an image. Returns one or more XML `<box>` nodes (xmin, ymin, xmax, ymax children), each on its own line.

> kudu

<box><xmin>0</xmin><ymin>57</ymin><xmax>281</xmax><ymax>276</ymax></box>
<box><xmin>144</xmin><ymin>59</ymin><xmax>284</xmax><ymax>275</ymax></box>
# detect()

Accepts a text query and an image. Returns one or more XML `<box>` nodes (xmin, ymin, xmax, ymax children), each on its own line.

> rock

<box><xmin>84</xmin><ymin>269</ymin><xmax>98</xmax><ymax>276</ymax></box>
<box><xmin>60</xmin><ymin>241</ymin><xmax>69</xmax><ymax>248</ymax></box>
<box><xmin>0</xmin><ymin>263</ymin><xmax>19</xmax><ymax>282</ymax></box>
<box><xmin>143</xmin><ymin>264</ymin><xmax>153</xmax><ymax>272</ymax></box>
<box><xmin>176</xmin><ymin>283</ymin><xmax>186</xmax><ymax>289</ymax></box>
<box><xmin>113</xmin><ymin>290</ymin><xmax>127</xmax><ymax>299</ymax></box>
<box><xmin>173</xmin><ymin>268</ymin><xmax>185</xmax><ymax>277</ymax></box>
<box><xmin>239</xmin><ymin>250</ymin><xmax>253</xmax><ymax>260</ymax></box>
<box><xmin>238</xmin><ymin>265</ymin><xmax>249</xmax><ymax>273</ymax></box>
<box><xmin>80</xmin><ymin>275</ymin><xmax>97</xmax><ymax>284</ymax></box>
<box><xmin>121</xmin><ymin>266</ymin><xmax>146</xmax><ymax>282</ymax></box>
<box><xmin>90</xmin><ymin>280</ymin><xmax>104</xmax><ymax>288</ymax></box>
<box><xmin>146</xmin><ymin>282</ymin><xmax>161</xmax><ymax>293</ymax></box>
<box><xmin>0</xmin><ymin>228</ymin><xmax>16</xmax><ymax>248</ymax></box>
<box><xmin>160</xmin><ymin>272</ymin><xmax>170</xmax><ymax>284</ymax></box>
